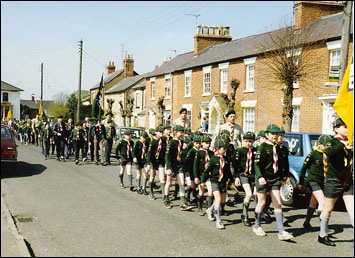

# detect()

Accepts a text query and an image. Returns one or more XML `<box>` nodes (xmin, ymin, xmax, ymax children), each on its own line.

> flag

<box><xmin>333</xmin><ymin>56</ymin><xmax>353</xmax><ymax>146</ymax></box>
<box><xmin>39</xmin><ymin>100</ymin><xmax>44</xmax><ymax>119</ymax></box>
<box><xmin>92</xmin><ymin>75</ymin><xmax>104</xmax><ymax>120</ymax></box>
<box><xmin>6</xmin><ymin>109</ymin><xmax>12</xmax><ymax>120</ymax></box>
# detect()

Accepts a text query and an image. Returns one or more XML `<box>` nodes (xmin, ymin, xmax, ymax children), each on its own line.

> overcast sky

<box><xmin>1</xmin><ymin>1</ymin><xmax>294</xmax><ymax>100</ymax></box>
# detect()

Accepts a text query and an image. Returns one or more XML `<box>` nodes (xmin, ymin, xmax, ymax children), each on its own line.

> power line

<box><xmin>2</xmin><ymin>46</ymin><xmax>74</xmax><ymax>58</ymax></box>
<box><xmin>83</xmin><ymin>50</ymin><xmax>106</xmax><ymax>68</ymax></box>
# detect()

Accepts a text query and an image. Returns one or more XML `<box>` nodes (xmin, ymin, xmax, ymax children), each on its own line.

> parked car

<box><xmin>112</xmin><ymin>127</ymin><xmax>145</xmax><ymax>154</ymax></box>
<box><xmin>280</xmin><ymin>132</ymin><xmax>322</xmax><ymax>206</ymax></box>
<box><xmin>1</xmin><ymin>124</ymin><xmax>17</xmax><ymax>161</ymax></box>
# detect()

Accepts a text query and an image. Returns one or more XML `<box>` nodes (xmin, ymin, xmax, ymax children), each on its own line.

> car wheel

<box><xmin>280</xmin><ymin>176</ymin><xmax>298</xmax><ymax>206</ymax></box>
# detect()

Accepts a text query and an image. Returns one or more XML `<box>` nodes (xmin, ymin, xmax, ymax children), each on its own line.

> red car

<box><xmin>1</xmin><ymin>124</ymin><xmax>17</xmax><ymax>161</ymax></box>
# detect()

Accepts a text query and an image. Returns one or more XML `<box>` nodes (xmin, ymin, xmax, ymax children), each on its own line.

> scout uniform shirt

<box><xmin>173</xmin><ymin>117</ymin><xmax>191</xmax><ymax>128</ymax></box>
<box><xmin>69</xmin><ymin>128</ymin><xmax>86</xmax><ymax>143</ymax></box>
<box><xmin>325</xmin><ymin>137</ymin><xmax>353</xmax><ymax>185</ymax></box>
<box><xmin>116</xmin><ymin>138</ymin><xmax>134</xmax><ymax>161</ymax></box>
<box><xmin>42</xmin><ymin>127</ymin><xmax>53</xmax><ymax>142</ymax></box>
<box><xmin>147</xmin><ymin>136</ymin><xmax>167</xmax><ymax>166</ymax></box>
<box><xmin>133</xmin><ymin>140</ymin><xmax>150</xmax><ymax>165</ymax></box>
<box><xmin>105</xmin><ymin>126</ymin><xmax>117</xmax><ymax>141</ymax></box>
<box><xmin>185</xmin><ymin>147</ymin><xmax>199</xmax><ymax>174</ymax></box>
<box><xmin>165</xmin><ymin>137</ymin><xmax>183</xmax><ymax>171</ymax></box>
<box><xmin>235</xmin><ymin>146</ymin><xmax>257</xmax><ymax>178</ymax></box>
<box><xmin>92</xmin><ymin>124</ymin><xmax>106</xmax><ymax>142</ymax></box>
<box><xmin>194</xmin><ymin>148</ymin><xmax>214</xmax><ymax>180</ymax></box>
<box><xmin>299</xmin><ymin>148</ymin><xmax>325</xmax><ymax>186</ymax></box>
<box><xmin>53</xmin><ymin>121</ymin><xmax>67</xmax><ymax>140</ymax></box>
<box><xmin>254</xmin><ymin>141</ymin><xmax>282</xmax><ymax>180</ymax></box>
<box><xmin>201</xmin><ymin>155</ymin><xmax>233</xmax><ymax>184</ymax></box>
<box><xmin>66</xmin><ymin>122</ymin><xmax>74</xmax><ymax>138</ymax></box>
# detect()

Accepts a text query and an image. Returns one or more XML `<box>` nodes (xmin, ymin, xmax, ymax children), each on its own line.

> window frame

<box><xmin>2</xmin><ymin>92</ymin><xmax>9</xmax><ymax>102</ymax></box>
<box><xmin>151</xmin><ymin>81</ymin><xmax>155</xmax><ymax>100</ymax></box>
<box><xmin>203</xmin><ymin>72</ymin><xmax>211</xmax><ymax>95</ymax></box>
<box><xmin>185</xmin><ymin>74</ymin><xmax>191</xmax><ymax>97</ymax></box>
<box><xmin>243</xmin><ymin>107</ymin><xmax>255</xmax><ymax>133</ymax></box>
<box><xmin>245</xmin><ymin>64</ymin><xmax>255</xmax><ymax>92</ymax></box>
<box><xmin>220</xmin><ymin>69</ymin><xmax>228</xmax><ymax>94</ymax></box>
<box><xmin>164</xmin><ymin>78</ymin><xmax>171</xmax><ymax>99</ymax></box>
<box><xmin>291</xmin><ymin>105</ymin><xmax>300</xmax><ymax>132</ymax></box>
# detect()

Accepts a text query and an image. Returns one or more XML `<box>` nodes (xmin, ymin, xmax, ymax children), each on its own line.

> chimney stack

<box><xmin>155</xmin><ymin>65</ymin><xmax>159</xmax><ymax>70</ymax></box>
<box><xmin>31</xmin><ymin>93</ymin><xmax>35</xmax><ymax>102</ymax></box>
<box><xmin>294</xmin><ymin>1</ymin><xmax>344</xmax><ymax>31</ymax></box>
<box><xmin>107</xmin><ymin>61</ymin><xmax>116</xmax><ymax>75</ymax></box>
<box><xmin>194</xmin><ymin>25</ymin><xmax>232</xmax><ymax>56</ymax></box>
<box><xmin>123</xmin><ymin>54</ymin><xmax>134</xmax><ymax>78</ymax></box>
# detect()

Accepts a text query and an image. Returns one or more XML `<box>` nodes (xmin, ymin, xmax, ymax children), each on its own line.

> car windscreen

<box><xmin>119</xmin><ymin>129</ymin><xmax>141</xmax><ymax>138</ymax></box>
<box><xmin>283</xmin><ymin>134</ymin><xmax>303</xmax><ymax>156</ymax></box>
<box><xmin>1</xmin><ymin>126</ymin><xmax>12</xmax><ymax>140</ymax></box>
<box><xmin>309</xmin><ymin>134</ymin><xmax>321</xmax><ymax>151</ymax></box>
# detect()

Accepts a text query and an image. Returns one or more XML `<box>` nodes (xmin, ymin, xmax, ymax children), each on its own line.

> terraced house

<box><xmin>145</xmin><ymin>1</ymin><xmax>353</xmax><ymax>135</ymax></box>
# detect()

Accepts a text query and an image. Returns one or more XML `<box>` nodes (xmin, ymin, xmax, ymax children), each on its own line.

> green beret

<box><xmin>266</xmin><ymin>124</ymin><xmax>281</xmax><ymax>133</ymax></box>
<box><xmin>179</xmin><ymin>108</ymin><xmax>187</xmax><ymax>114</ymax></box>
<box><xmin>220</xmin><ymin>134</ymin><xmax>231</xmax><ymax>143</ymax></box>
<box><xmin>173</xmin><ymin>125</ymin><xmax>185</xmax><ymax>132</ymax></box>
<box><xmin>220</xmin><ymin>129</ymin><xmax>230</xmax><ymax>136</ymax></box>
<box><xmin>57</xmin><ymin>115</ymin><xmax>63</xmax><ymax>119</ymax></box>
<box><xmin>184</xmin><ymin>127</ymin><xmax>191</xmax><ymax>134</ymax></box>
<box><xmin>318</xmin><ymin>135</ymin><xmax>332</xmax><ymax>145</ymax></box>
<box><xmin>194</xmin><ymin>131</ymin><xmax>203</xmax><ymax>136</ymax></box>
<box><xmin>226</xmin><ymin>110</ymin><xmax>235</xmax><ymax>118</ymax></box>
<box><xmin>141</xmin><ymin>131</ymin><xmax>149</xmax><ymax>138</ymax></box>
<box><xmin>105</xmin><ymin>112</ymin><xmax>113</xmax><ymax>116</ymax></box>
<box><xmin>243</xmin><ymin>131</ymin><xmax>256</xmax><ymax>140</ymax></box>
<box><xmin>75</xmin><ymin>122</ymin><xmax>81</xmax><ymax>126</ymax></box>
<box><xmin>214</xmin><ymin>139</ymin><xmax>228</xmax><ymax>149</ymax></box>
<box><xmin>149</xmin><ymin>128</ymin><xmax>156</xmax><ymax>135</ymax></box>
<box><xmin>201</xmin><ymin>134</ymin><xmax>212</xmax><ymax>142</ymax></box>
<box><xmin>193</xmin><ymin>135</ymin><xmax>202</xmax><ymax>142</ymax></box>
<box><xmin>333</xmin><ymin>118</ymin><xmax>345</xmax><ymax>128</ymax></box>
<box><xmin>124</xmin><ymin>129</ymin><xmax>131</xmax><ymax>135</ymax></box>
<box><xmin>257</xmin><ymin>130</ymin><xmax>266</xmax><ymax>138</ymax></box>
<box><xmin>182</xmin><ymin>135</ymin><xmax>191</xmax><ymax>143</ymax></box>
<box><xmin>164</xmin><ymin>125</ymin><xmax>172</xmax><ymax>129</ymax></box>
<box><xmin>156</xmin><ymin>126</ymin><xmax>164</xmax><ymax>132</ymax></box>
<box><xmin>107</xmin><ymin>119</ymin><xmax>113</xmax><ymax>124</ymax></box>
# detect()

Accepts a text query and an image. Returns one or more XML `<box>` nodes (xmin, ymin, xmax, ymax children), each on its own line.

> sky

<box><xmin>1</xmin><ymin>1</ymin><xmax>294</xmax><ymax>101</ymax></box>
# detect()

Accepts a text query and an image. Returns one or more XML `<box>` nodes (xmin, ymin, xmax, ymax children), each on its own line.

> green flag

<box><xmin>92</xmin><ymin>75</ymin><xmax>104</xmax><ymax>119</ymax></box>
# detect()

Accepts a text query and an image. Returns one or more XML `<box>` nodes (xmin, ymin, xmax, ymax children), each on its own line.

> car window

<box><xmin>309</xmin><ymin>134</ymin><xmax>320</xmax><ymax>151</ymax></box>
<box><xmin>1</xmin><ymin>126</ymin><xmax>12</xmax><ymax>140</ymax></box>
<box><xmin>283</xmin><ymin>134</ymin><xmax>303</xmax><ymax>156</ymax></box>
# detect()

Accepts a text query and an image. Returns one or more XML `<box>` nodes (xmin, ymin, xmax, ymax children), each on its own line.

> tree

<box><xmin>219</xmin><ymin>78</ymin><xmax>242</xmax><ymax>122</ymax></box>
<box><xmin>48</xmin><ymin>101</ymin><xmax>69</xmax><ymax>120</ymax></box>
<box><xmin>157</xmin><ymin>96</ymin><xmax>165</xmax><ymax>126</ymax></box>
<box><xmin>256</xmin><ymin>17</ymin><xmax>324</xmax><ymax>131</ymax></box>
<box><xmin>118</xmin><ymin>89</ymin><xmax>135</xmax><ymax>127</ymax></box>
<box><xmin>66</xmin><ymin>93</ymin><xmax>78</xmax><ymax>119</ymax></box>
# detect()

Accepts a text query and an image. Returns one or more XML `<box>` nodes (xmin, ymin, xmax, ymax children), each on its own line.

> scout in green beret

<box><xmin>235</xmin><ymin>131</ymin><xmax>258</xmax><ymax>227</ymax></box>
<box><xmin>133</xmin><ymin>131</ymin><xmax>150</xmax><ymax>195</ymax></box>
<box><xmin>147</xmin><ymin>128</ymin><xmax>155</xmax><ymax>146</ymax></box>
<box><xmin>164</xmin><ymin>124</ymin><xmax>173</xmax><ymax>151</ymax></box>
<box><xmin>42</xmin><ymin>121</ymin><xmax>54</xmax><ymax>160</ymax></box>
<box><xmin>105</xmin><ymin>119</ymin><xmax>117</xmax><ymax>165</ymax></box>
<box><xmin>201</xmin><ymin>138</ymin><xmax>233</xmax><ymax>229</ymax></box>
<box><xmin>194</xmin><ymin>134</ymin><xmax>214</xmax><ymax>217</ymax></box>
<box><xmin>318</xmin><ymin>118</ymin><xmax>353</xmax><ymax>246</ymax></box>
<box><xmin>147</xmin><ymin>125</ymin><xmax>167</xmax><ymax>201</ymax></box>
<box><xmin>256</xmin><ymin>130</ymin><xmax>267</xmax><ymax>147</ymax></box>
<box><xmin>298</xmin><ymin>134</ymin><xmax>332</xmax><ymax>232</ymax></box>
<box><xmin>253</xmin><ymin>124</ymin><xmax>293</xmax><ymax>240</ymax></box>
<box><xmin>69</xmin><ymin>122</ymin><xmax>87</xmax><ymax>165</ymax></box>
<box><xmin>165</xmin><ymin>123</ymin><xmax>192</xmax><ymax>211</ymax></box>
<box><xmin>116</xmin><ymin>127</ymin><xmax>134</xmax><ymax>190</ymax></box>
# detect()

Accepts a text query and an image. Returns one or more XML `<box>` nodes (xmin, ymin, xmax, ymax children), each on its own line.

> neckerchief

<box><xmin>244</xmin><ymin>148</ymin><xmax>253</xmax><ymax>175</ymax></box>
<box><xmin>108</xmin><ymin>127</ymin><xmax>112</xmax><ymax>137</ymax></box>
<box><xmin>155</xmin><ymin>136</ymin><xmax>162</xmax><ymax>159</ymax></box>
<box><xmin>229</xmin><ymin>123</ymin><xmax>234</xmax><ymax>140</ymax></box>
<box><xmin>216</xmin><ymin>155</ymin><xmax>225</xmax><ymax>182</ymax></box>
<box><xmin>202</xmin><ymin>147</ymin><xmax>210</xmax><ymax>168</ymax></box>
<box><xmin>76</xmin><ymin>130</ymin><xmax>80</xmax><ymax>140</ymax></box>
<box><xmin>176</xmin><ymin>138</ymin><xmax>182</xmax><ymax>162</ymax></box>
<box><xmin>141</xmin><ymin>141</ymin><xmax>146</xmax><ymax>159</ymax></box>
<box><xmin>316</xmin><ymin>148</ymin><xmax>327</xmax><ymax>177</ymax></box>
<box><xmin>46</xmin><ymin>129</ymin><xmax>49</xmax><ymax>139</ymax></box>
<box><xmin>125</xmin><ymin>139</ymin><xmax>132</xmax><ymax>158</ymax></box>
<box><xmin>166</xmin><ymin>135</ymin><xmax>171</xmax><ymax>146</ymax></box>
<box><xmin>265</xmin><ymin>140</ymin><xmax>278</xmax><ymax>173</ymax></box>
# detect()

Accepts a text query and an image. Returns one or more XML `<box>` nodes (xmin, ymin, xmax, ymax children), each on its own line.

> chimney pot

<box><xmin>155</xmin><ymin>65</ymin><xmax>159</xmax><ymax>70</ymax></box>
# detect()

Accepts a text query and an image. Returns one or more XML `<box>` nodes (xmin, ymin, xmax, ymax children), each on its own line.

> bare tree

<box><xmin>256</xmin><ymin>16</ymin><xmax>324</xmax><ymax>131</ymax></box>
<box><xmin>157</xmin><ymin>96</ymin><xmax>165</xmax><ymax>126</ymax></box>
<box><xmin>219</xmin><ymin>78</ymin><xmax>241</xmax><ymax>121</ymax></box>
<box><xmin>118</xmin><ymin>90</ymin><xmax>135</xmax><ymax>127</ymax></box>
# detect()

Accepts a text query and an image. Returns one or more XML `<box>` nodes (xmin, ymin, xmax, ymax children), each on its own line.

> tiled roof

<box><xmin>177</xmin><ymin>12</ymin><xmax>351</xmax><ymax>71</ymax></box>
<box><xmin>90</xmin><ymin>69</ymin><xmax>124</xmax><ymax>90</ymax></box>
<box><xmin>1</xmin><ymin>81</ymin><xmax>24</xmax><ymax>92</ymax></box>
<box><xmin>147</xmin><ymin>52</ymin><xmax>194</xmax><ymax>78</ymax></box>
<box><xmin>132</xmin><ymin>80</ymin><xmax>146</xmax><ymax>90</ymax></box>
<box><xmin>105</xmin><ymin>73</ymin><xmax>148</xmax><ymax>94</ymax></box>
<box><xmin>20</xmin><ymin>100</ymin><xmax>54</xmax><ymax>110</ymax></box>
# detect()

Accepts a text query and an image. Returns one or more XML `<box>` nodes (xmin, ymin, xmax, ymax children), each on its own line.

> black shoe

<box><xmin>130</xmin><ymin>186</ymin><xmax>135</xmax><ymax>192</ymax></box>
<box><xmin>164</xmin><ymin>201</ymin><xmax>172</xmax><ymax>209</ymax></box>
<box><xmin>318</xmin><ymin>236</ymin><xmax>336</xmax><ymax>246</ymax></box>
<box><xmin>142</xmin><ymin>189</ymin><xmax>149</xmax><ymax>195</ymax></box>
<box><xmin>149</xmin><ymin>192</ymin><xmax>155</xmax><ymax>200</ymax></box>
<box><xmin>261</xmin><ymin>212</ymin><xmax>272</xmax><ymax>223</ymax></box>
<box><xmin>95</xmin><ymin>161</ymin><xmax>99</xmax><ymax>165</ymax></box>
<box><xmin>180</xmin><ymin>203</ymin><xmax>193</xmax><ymax>211</ymax></box>
<box><xmin>303</xmin><ymin>222</ymin><xmax>313</xmax><ymax>231</ymax></box>
<box><xmin>241</xmin><ymin>215</ymin><xmax>252</xmax><ymax>227</ymax></box>
<box><xmin>120</xmin><ymin>183</ymin><xmax>125</xmax><ymax>189</ymax></box>
<box><xmin>66</xmin><ymin>156</ymin><xmax>69</xmax><ymax>159</ymax></box>
<box><xmin>57</xmin><ymin>157</ymin><xmax>60</xmax><ymax>161</ymax></box>
<box><xmin>162</xmin><ymin>195</ymin><xmax>167</xmax><ymax>203</ymax></box>
<box><xmin>137</xmin><ymin>189</ymin><xmax>143</xmax><ymax>195</ymax></box>
<box><xmin>101</xmin><ymin>162</ymin><xmax>107</xmax><ymax>166</ymax></box>
<box><xmin>75</xmin><ymin>160</ymin><xmax>79</xmax><ymax>165</ymax></box>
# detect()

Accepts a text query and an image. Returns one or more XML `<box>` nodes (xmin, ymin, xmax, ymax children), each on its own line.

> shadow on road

<box><xmin>1</xmin><ymin>161</ymin><xmax>47</xmax><ymax>179</ymax></box>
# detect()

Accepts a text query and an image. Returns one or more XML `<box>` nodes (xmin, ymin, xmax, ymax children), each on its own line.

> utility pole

<box><xmin>185</xmin><ymin>14</ymin><xmax>201</xmax><ymax>25</ymax></box>
<box><xmin>41</xmin><ymin>63</ymin><xmax>43</xmax><ymax>102</ymax></box>
<box><xmin>339</xmin><ymin>1</ymin><xmax>353</xmax><ymax>91</ymax></box>
<box><xmin>77</xmin><ymin>39</ymin><xmax>83</xmax><ymax>123</ymax></box>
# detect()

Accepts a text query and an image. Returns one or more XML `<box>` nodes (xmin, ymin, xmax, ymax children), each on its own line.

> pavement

<box><xmin>1</xmin><ymin>193</ymin><xmax>31</xmax><ymax>257</ymax></box>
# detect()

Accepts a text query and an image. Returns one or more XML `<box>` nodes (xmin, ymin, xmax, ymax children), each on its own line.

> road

<box><xmin>1</xmin><ymin>143</ymin><xmax>354</xmax><ymax>257</ymax></box>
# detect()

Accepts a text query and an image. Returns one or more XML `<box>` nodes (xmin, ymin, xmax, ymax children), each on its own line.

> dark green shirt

<box><xmin>147</xmin><ymin>137</ymin><xmax>167</xmax><ymax>165</ymax></box>
<box><xmin>53</xmin><ymin>122</ymin><xmax>67</xmax><ymax>140</ymax></box>
<box><xmin>133</xmin><ymin>140</ymin><xmax>149</xmax><ymax>164</ymax></box>
<box><xmin>299</xmin><ymin>149</ymin><xmax>324</xmax><ymax>185</ymax></box>
<box><xmin>105</xmin><ymin>126</ymin><xmax>117</xmax><ymax>141</ymax></box>
<box><xmin>165</xmin><ymin>138</ymin><xmax>183</xmax><ymax>170</ymax></box>
<box><xmin>255</xmin><ymin>142</ymin><xmax>281</xmax><ymax>180</ymax></box>
<box><xmin>235</xmin><ymin>147</ymin><xmax>257</xmax><ymax>177</ymax></box>
<box><xmin>41</xmin><ymin>128</ymin><xmax>54</xmax><ymax>142</ymax></box>
<box><xmin>201</xmin><ymin>155</ymin><xmax>233</xmax><ymax>183</ymax></box>
<box><xmin>325</xmin><ymin>138</ymin><xmax>353</xmax><ymax>183</ymax></box>
<box><xmin>116</xmin><ymin>139</ymin><xmax>134</xmax><ymax>160</ymax></box>
<box><xmin>185</xmin><ymin>147</ymin><xmax>199</xmax><ymax>173</ymax></box>
<box><xmin>194</xmin><ymin>148</ymin><xmax>214</xmax><ymax>180</ymax></box>
<box><xmin>69</xmin><ymin>129</ymin><xmax>86</xmax><ymax>142</ymax></box>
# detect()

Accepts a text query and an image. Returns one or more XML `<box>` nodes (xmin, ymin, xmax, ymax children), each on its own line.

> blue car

<box><xmin>280</xmin><ymin>132</ymin><xmax>322</xmax><ymax>206</ymax></box>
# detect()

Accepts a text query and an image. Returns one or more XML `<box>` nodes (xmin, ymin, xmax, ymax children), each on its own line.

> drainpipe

<box><xmin>171</xmin><ymin>73</ymin><xmax>173</xmax><ymax>125</ymax></box>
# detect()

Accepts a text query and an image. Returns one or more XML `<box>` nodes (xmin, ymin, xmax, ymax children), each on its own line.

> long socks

<box><xmin>254</xmin><ymin>212</ymin><xmax>261</xmax><ymax>229</ymax></box>
<box><xmin>142</xmin><ymin>177</ymin><xmax>147</xmax><ymax>190</ymax></box>
<box><xmin>274</xmin><ymin>212</ymin><xmax>284</xmax><ymax>234</ymax></box>
<box><xmin>186</xmin><ymin>186</ymin><xmax>192</xmax><ymax>202</ymax></box>
<box><xmin>215</xmin><ymin>205</ymin><xmax>221</xmax><ymax>223</ymax></box>
<box><xmin>119</xmin><ymin>174</ymin><xmax>124</xmax><ymax>184</ymax></box>
<box><xmin>242</xmin><ymin>202</ymin><xmax>250</xmax><ymax>217</ymax></box>
<box><xmin>207</xmin><ymin>196</ymin><xmax>213</xmax><ymax>209</ymax></box>
<box><xmin>305</xmin><ymin>207</ymin><xmax>315</xmax><ymax>224</ymax></box>
<box><xmin>320</xmin><ymin>215</ymin><xmax>330</xmax><ymax>237</ymax></box>
<box><xmin>129</xmin><ymin>175</ymin><xmax>133</xmax><ymax>186</ymax></box>
<box><xmin>136</xmin><ymin>178</ymin><xmax>141</xmax><ymax>190</ymax></box>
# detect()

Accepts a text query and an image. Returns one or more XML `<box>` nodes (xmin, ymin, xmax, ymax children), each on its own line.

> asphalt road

<box><xmin>1</xmin><ymin>143</ymin><xmax>354</xmax><ymax>257</ymax></box>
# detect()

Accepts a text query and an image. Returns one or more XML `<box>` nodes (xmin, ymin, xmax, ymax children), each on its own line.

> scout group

<box><xmin>7</xmin><ymin>108</ymin><xmax>353</xmax><ymax>246</ymax></box>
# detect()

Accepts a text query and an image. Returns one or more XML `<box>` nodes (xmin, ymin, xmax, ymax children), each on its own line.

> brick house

<box><xmin>1</xmin><ymin>81</ymin><xmax>23</xmax><ymax>120</ymax></box>
<box><xmin>145</xmin><ymin>1</ymin><xmax>353</xmax><ymax>135</ymax></box>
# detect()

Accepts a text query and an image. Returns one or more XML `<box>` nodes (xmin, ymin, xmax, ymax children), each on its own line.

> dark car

<box><xmin>280</xmin><ymin>132</ymin><xmax>321</xmax><ymax>206</ymax></box>
<box><xmin>112</xmin><ymin>127</ymin><xmax>145</xmax><ymax>153</ymax></box>
<box><xmin>1</xmin><ymin>124</ymin><xmax>17</xmax><ymax>161</ymax></box>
